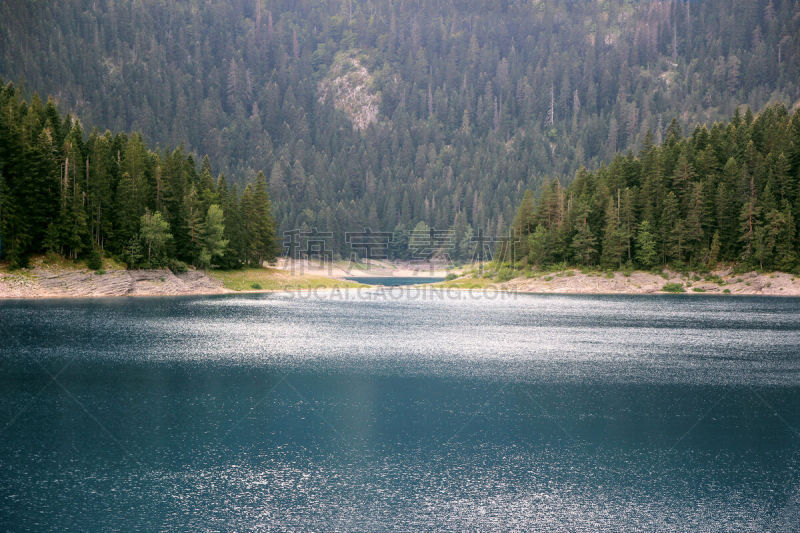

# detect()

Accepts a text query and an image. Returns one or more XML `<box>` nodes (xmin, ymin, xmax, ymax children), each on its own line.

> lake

<box><xmin>1</xmin><ymin>291</ymin><xmax>799</xmax><ymax>531</ymax></box>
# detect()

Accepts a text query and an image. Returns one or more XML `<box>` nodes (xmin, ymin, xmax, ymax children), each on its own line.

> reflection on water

<box><xmin>1</xmin><ymin>293</ymin><xmax>799</xmax><ymax>530</ymax></box>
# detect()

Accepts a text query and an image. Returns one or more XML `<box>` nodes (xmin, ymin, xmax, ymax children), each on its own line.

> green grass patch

<box><xmin>692</xmin><ymin>287</ymin><xmax>705</xmax><ymax>292</ymax></box>
<box><xmin>210</xmin><ymin>267</ymin><xmax>367</xmax><ymax>291</ymax></box>
<box><xmin>661</xmin><ymin>282</ymin><xmax>686</xmax><ymax>293</ymax></box>
<box><xmin>703</xmin><ymin>273</ymin><xmax>725</xmax><ymax>285</ymax></box>
<box><xmin>723</xmin><ymin>288</ymin><xmax>731</xmax><ymax>294</ymax></box>
<box><xmin>494</xmin><ymin>267</ymin><xmax>516</xmax><ymax>282</ymax></box>
<box><xmin>432</xmin><ymin>277</ymin><xmax>497</xmax><ymax>289</ymax></box>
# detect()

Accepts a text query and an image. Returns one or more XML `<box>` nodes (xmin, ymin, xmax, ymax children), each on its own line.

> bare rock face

<box><xmin>318</xmin><ymin>51</ymin><xmax>380</xmax><ymax>131</ymax></box>
<box><xmin>0</xmin><ymin>267</ymin><xmax>228</xmax><ymax>298</ymax></box>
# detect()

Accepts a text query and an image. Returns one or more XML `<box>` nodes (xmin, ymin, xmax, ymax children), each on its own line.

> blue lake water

<box><xmin>1</xmin><ymin>291</ymin><xmax>799</xmax><ymax>531</ymax></box>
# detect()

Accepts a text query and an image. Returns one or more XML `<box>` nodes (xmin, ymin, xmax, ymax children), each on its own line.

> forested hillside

<box><xmin>506</xmin><ymin>105</ymin><xmax>800</xmax><ymax>272</ymax></box>
<box><xmin>0</xmin><ymin>83</ymin><xmax>278</xmax><ymax>269</ymax></box>
<box><xmin>2</xmin><ymin>0</ymin><xmax>799</xmax><ymax>255</ymax></box>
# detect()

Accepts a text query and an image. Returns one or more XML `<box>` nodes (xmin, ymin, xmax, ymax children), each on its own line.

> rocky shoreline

<box><xmin>494</xmin><ymin>269</ymin><xmax>800</xmax><ymax>296</ymax></box>
<box><xmin>3</xmin><ymin>263</ymin><xmax>799</xmax><ymax>299</ymax></box>
<box><xmin>0</xmin><ymin>267</ymin><xmax>229</xmax><ymax>299</ymax></box>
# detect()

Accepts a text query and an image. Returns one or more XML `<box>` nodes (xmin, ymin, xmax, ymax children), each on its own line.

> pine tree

<box><xmin>511</xmin><ymin>189</ymin><xmax>535</xmax><ymax>261</ymax></box>
<box><xmin>660</xmin><ymin>192</ymin><xmax>683</xmax><ymax>265</ymax></box>
<box><xmin>716</xmin><ymin>158</ymin><xmax>740</xmax><ymax>259</ymax></box>
<box><xmin>635</xmin><ymin>220</ymin><xmax>658</xmax><ymax>269</ymax></box>
<box><xmin>570</xmin><ymin>206</ymin><xmax>597</xmax><ymax>265</ymax></box>
<box><xmin>601</xmin><ymin>196</ymin><xmax>624</xmax><ymax>268</ymax></box>
<box><xmin>707</xmin><ymin>231</ymin><xmax>721</xmax><ymax>268</ymax></box>
<box><xmin>528</xmin><ymin>224</ymin><xmax>550</xmax><ymax>267</ymax></box>
<box><xmin>43</xmin><ymin>222</ymin><xmax>59</xmax><ymax>254</ymax></box>
<box><xmin>739</xmin><ymin>197</ymin><xmax>759</xmax><ymax>265</ymax></box>
<box><xmin>123</xmin><ymin>237</ymin><xmax>143</xmax><ymax>269</ymax></box>
<box><xmin>182</xmin><ymin>184</ymin><xmax>203</xmax><ymax>265</ymax></box>
<box><xmin>683</xmin><ymin>183</ymin><xmax>705</xmax><ymax>265</ymax></box>
<box><xmin>252</xmin><ymin>170</ymin><xmax>278</xmax><ymax>265</ymax></box>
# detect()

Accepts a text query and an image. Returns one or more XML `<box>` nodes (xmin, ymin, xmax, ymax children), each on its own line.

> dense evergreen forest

<box><xmin>505</xmin><ymin>105</ymin><xmax>800</xmax><ymax>273</ymax></box>
<box><xmin>2</xmin><ymin>0</ymin><xmax>799</xmax><ymax>257</ymax></box>
<box><xmin>0</xmin><ymin>82</ymin><xmax>278</xmax><ymax>269</ymax></box>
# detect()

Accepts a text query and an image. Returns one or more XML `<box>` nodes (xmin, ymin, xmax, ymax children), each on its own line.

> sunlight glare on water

<box><xmin>1</xmin><ymin>291</ymin><xmax>799</xmax><ymax>530</ymax></box>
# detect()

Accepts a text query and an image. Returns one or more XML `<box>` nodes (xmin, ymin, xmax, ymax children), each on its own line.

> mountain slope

<box><xmin>2</xmin><ymin>0</ymin><xmax>799</xmax><ymax>252</ymax></box>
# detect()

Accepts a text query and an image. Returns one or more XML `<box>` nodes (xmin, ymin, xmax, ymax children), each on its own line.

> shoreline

<box><xmin>489</xmin><ymin>268</ymin><xmax>800</xmax><ymax>297</ymax></box>
<box><xmin>0</xmin><ymin>266</ymin><xmax>231</xmax><ymax>300</ymax></box>
<box><xmin>2</xmin><ymin>262</ymin><xmax>799</xmax><ymax>300</ymax></box>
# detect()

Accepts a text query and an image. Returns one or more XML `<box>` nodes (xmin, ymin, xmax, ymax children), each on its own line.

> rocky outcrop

<box><xmin>318</xmin><ymin>51</ymin><xmax>380</xmax><ymax>131</ymax></box>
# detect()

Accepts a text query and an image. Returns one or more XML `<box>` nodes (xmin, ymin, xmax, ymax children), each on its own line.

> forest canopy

<box><xmin>506</xmin><ymin>105</ymin><xmax>800</xmax><ymax>273</ymax></box>
<box><xmin>2</xmin><ymin>0</ymin><xmax>799</xmax><ymax>252</ymax></box>
<box><xmin>0</xmin><ymin>82</ymin><xmax>278</xmax><ymax>269</ymax></box>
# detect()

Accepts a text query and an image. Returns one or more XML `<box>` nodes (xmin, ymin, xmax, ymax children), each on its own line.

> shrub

<box><xmin>445</xmin><ymin>273</ymin><xmax>458</xmax><ymax>281</ymax></box>
<box><xmin>661</xmin><ymin>282</ymin><xmax>685</xmax><ymax>293</ymax></box>
<box><xmin>43</xmin><ymin>252</ymin><xmax>61</xmax><ymax>265</ymax></box>
<box><xmin>495</xmin><ymin>267</ymin><xmax>515</xmax><ymax>282</ymax></box>
<box><xmin>723</xmin><ymin>288</ymin><xmax>731</xmax><ymax>294</ymax></box>
<box><xmin>168</xmin><ymin>259</ymin><xmax>189</xmax><ymax>273</ymax></box>
<box><xmin>7</xmin><ymin>248</ymin><xmax>30</xmax><ymax>269</ymax></box>
<box><xmin>251</xmin><ymin>282</ymin><xmax>263</xmax><ymax>290</ymax></box>
<box><xmin>692</xmin><ymin>287</ymin><xmax>705</xmax><ymax>292</ymax></box>
<box><xmin>86</xmin><ymin>248</ymin><xmax>103</xmax><ymax>271</ymax></box>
